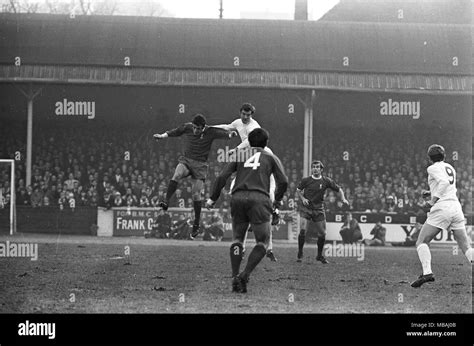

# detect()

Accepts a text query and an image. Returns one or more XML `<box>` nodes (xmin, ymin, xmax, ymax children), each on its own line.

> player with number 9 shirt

<box><xmin>205</xmin><ymin>128</ymin><xmax>288</xmax><ymax>293</ymax></box>
<box><xmin>411</xmin><ymin>144</ymin><xmax>472</xmax><ymax>288</ymax></box>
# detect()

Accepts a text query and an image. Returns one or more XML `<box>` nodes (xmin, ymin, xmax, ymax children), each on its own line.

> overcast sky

<box><xmin>0</xmin><ymin>0</ymin><xmax>340</xmax><ymax>20</ymax></box>
<box><xmin>156</xmin><ymin>0</ymin><xmax>339</xmax><ymax>20</ymax></box>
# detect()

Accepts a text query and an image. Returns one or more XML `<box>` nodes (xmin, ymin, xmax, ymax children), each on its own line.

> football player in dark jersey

<box><xmin>205</xmin><ymin>128</ymin><xmax>288</xmax><ymax>293</ymax></box>
<box><xmin>296</xmin><ymin>160</ymin><xmax>349</xmax><ymax>263</ymax></box>
<box><xmin>154</xmin><ymin>114</ymin><xmax>236</xmax><ymax>238</ymax></box>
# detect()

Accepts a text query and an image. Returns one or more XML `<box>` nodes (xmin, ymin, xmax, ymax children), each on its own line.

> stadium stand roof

<box><xmin>0</xmin><ymin>13</ymin><xmax>471</xmax><ymax>94</ymax></box>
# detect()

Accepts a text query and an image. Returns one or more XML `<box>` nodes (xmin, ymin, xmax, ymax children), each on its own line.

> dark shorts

<box><xmin>298</xmin><ymin>204</ymin><xmax>326</xmax><ymax>223</ymax></box>
<box><xmin>231</xmin><ymin>191</ymin><xmax>273</xmax><ymax>225</ymax></box>
<box><xmin>178</xmin><ymin>156</ymin><xmax>208</xmax><ymax>181</ymax></box>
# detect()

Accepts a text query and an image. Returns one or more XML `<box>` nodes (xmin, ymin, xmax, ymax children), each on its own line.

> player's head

<box><xmin>248</xmin><ymin>128</ymin><xmax>269</xmax><ymax>148</ymax></box>
<box><xmin>240</xmin><ymin>102</ymin><xmax>255</xmax><ymax>124</ymax></box>
<box><xmin>427</xmin><ymin>144</ymin><xmax>445</xmax><ymax>163</ymax></box>
<box><xmin>311</xmin><ymin>160</ymin><xmax>324</xmax><ymax>176</ymax></box>
<box><xmin>192</xmin><ymin>114</ymin><xmax>207</xmax><ymax>135</ymax></box>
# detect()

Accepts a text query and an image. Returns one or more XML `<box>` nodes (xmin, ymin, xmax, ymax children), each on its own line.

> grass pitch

<box><xmin>0</xmin><ymin>234</ymin><xmax>471</xmax><ymax>314</ymax></box>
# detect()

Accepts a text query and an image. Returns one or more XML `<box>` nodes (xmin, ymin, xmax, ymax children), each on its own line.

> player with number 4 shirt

<box><xmin>213</xmin><ymin>102</ymin><xmax>279</xmax><ymax>261</ymax></box>
<box><xmin>205</xmin><ymin>128</ymin><xmax>288</xmax><ymax>293</ymax></box>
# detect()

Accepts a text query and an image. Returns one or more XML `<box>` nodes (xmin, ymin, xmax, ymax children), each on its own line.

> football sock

<box><xmin>416</xmin><ymin>243</ymin><xmax>432</xmax><ymax>275</ymax></box>
<box><xmin>242</xmin><ymin>230</ymin><xmax>249</xmax><ymax>254</ymax></box>
<box><xmin>465</xmin><ymin>247</ymin><xmax>473</xmax><ymax>263</ymax></box>
<box><xmin>267</xmin><ymin>230</ymin><xmax>273</xmax><ymax>251</ymax></box>
<box><xmin>230</xmin><ymin>242</ymin><xmax>243</xmax><ymax>277</ymax></box>
<box><xmin>165</xmin><ymin>180</ymin><xmax>178</xmax><ymax>201</ymax></box>
<box><xmin>241</xmin><ymin>244</ymin><xmax>266</xmax><ymax>281</ymax></box>
<box><xmin>317</xmin><ymin>236</ymin><xmax>326</xmax><ymax>257</ymax></box>
<box><xmin>298</xmin><ymin>232</ymin><xmax>305</xmax><ymax>253</ymax></box>
<box><xmin>193</xmin><ymin>201</ymin><xmax>202</xmax><ymax>226</ymax></box>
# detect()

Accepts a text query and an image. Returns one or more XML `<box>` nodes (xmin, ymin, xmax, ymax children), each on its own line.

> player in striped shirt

<box><xmin>411</xmin><ymin>144</ymin><xmax>472</xmax><ymax>288</ymax></box>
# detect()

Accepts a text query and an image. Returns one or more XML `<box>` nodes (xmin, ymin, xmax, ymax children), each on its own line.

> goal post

<box><xmin>0</xmin><ymin>159</ymin><xmax>16</xmax><ymax>235</ymax></box>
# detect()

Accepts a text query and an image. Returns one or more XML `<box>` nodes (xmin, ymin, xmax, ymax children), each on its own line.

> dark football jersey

<box><xmin>166</xmin><ymin>123</ymin><xmax>231</xmax><ymax>162</ymax></box>
<box><xmin>210</xmin><ymin>148</ymin><xmax>288</xmax><ymax>202</ymax></box>
<box><xmin>297</xmin><ymin>175</ymin><xmax>340</xmax><ymax>209</ymax></box>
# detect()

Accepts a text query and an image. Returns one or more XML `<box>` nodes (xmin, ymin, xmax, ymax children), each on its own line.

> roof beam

<box><xmin>0</xmin><ymin>65</ymin><xmax>471</xmax><ymax>95</ymax></box>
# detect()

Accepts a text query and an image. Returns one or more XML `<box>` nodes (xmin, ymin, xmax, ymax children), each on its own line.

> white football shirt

<box><xmin>214</xmin><ymin>118</ymin><xmax>261</xmax><ymax>149</ymax></box>
<box><xmin>215</xmin><ymin>118</ymin><xmax>275</xmax><ymax>199</ymax></box>
<box><xmin>427</xmin><ymin>161</ymin><xmax>458</xmax><ymax>202</ymax></box>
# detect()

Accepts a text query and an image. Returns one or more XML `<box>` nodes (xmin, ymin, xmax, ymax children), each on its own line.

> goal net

<box><xmin>0</xmin><ymin>159</ymin><xmax>16</xmax><ymax>235</ymax></box>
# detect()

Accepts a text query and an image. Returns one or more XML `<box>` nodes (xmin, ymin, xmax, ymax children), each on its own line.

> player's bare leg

<box><xmin>297</xmin><ymin>218</ymin><xmax>308</xmax><ymax>262</ymax></box>
<box><xmin>160</xmin><ymin>163</ymin><xmax>190</xmax><ymax>210</ymax></box>
<box><xmin>241</xmin><ymin>225</ymin><xmax>250</xmax><ymax>258</ymax></box>
<box><xmin>314</xmin><ymin>221</ymin><xmax>329</xmax><ymax>264</ymax></box>
<box><xmin>411</xmin><ymin>223</ymin><xmax>440</xmax><ymax>288</ymax></box>
<box><xmin>452</xmin><ymin>228</ymin><xmax>473</xmax><ymax>263</ymax></box>
<box><xmin>266</xmin><ymin>228</ymin><xmax>277</xmax><ymax>261</ymax></box>
<box><xmin>230</xmin><ymin>221</ymin><xmax>249</xmax><ymax>292</ymax></box>
<box><xmin>266</xmin><ymin>180</ymin><xmax>277</xmax><ymax>261</ymax></box>
<box><xmin>238</xmin><ymin>222</ymin><xmax>270</xmax><ymax>293</ymax></box>
<box><xmin>189</xmin><ymin>179</ymin><xmax>204</xmax><ymax>239</ymax></box>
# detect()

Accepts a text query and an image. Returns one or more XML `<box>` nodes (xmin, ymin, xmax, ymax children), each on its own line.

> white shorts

<box><xmin>426</xmin><ymin>200</ymin><xmax>465</xmax><ymax>231</ymax></box>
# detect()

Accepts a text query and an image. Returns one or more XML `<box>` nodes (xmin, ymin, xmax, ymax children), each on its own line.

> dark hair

<box><xmin>248</xmin><ymin>128</ymin><xmax>269</xmax><ymax>148</ymax></box>
<box><xmin>240</xmin><ymin>103</ymin><xmax>255</xmax><ymax>114</ymax></box>
<box><xmin>427</xmin><ymin>144</ymin><xmax>445</xmax><ymax>162</ymax></box>
<box><xmin>311</xmin><ymin>160</ymin><xmax>324</xmax><ymax>170</ymax></box>
<box><xmin>192</xmin><ymin>114</ymin><xmax>206</xmax><ymax>127</ymax></box>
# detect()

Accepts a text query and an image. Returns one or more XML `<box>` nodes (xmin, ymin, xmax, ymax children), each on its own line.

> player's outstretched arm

<box><xmin>211</xmin><ymin>123</ymin><xmax>236</xmax><ymax>131</ymax></box>
<box><xmin>155</xmin><ymin>124</ymin><xmax>187</xmax><ymax>140</ymax></box>
<box><xmin>211</xmin><ymin>126</ymin><xmax>238</xmax><ymax>140</ymax></box>
<box><xmin>337</xmin><ymin>187</ymin><xmax>349</xmax><ymax>206</ymax></box>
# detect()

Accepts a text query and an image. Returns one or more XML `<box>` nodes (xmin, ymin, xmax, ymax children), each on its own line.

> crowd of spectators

<box><xmin>0</xmin><ymin>119</ymin><xmax>471</xmax><ymax>219</ymax></box>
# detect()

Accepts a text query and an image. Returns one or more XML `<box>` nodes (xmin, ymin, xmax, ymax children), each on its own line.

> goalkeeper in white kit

<box><xmin>411</xmin><ymin>144</ymin><xmax>472</xmax><ymax>288</ymax></box>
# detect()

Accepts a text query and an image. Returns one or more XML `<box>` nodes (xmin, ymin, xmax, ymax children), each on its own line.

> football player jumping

<box><xmin>153</xmin><ymin>114</ymin><xmax>236</xmax><ymax>239</ymax></box>
<box><xmin>213</xmin><ymin>103</ymin><xmax>279</xmax><ymax>261</ymax></box>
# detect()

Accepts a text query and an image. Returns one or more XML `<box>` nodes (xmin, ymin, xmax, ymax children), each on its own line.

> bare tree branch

<box><xmin>24</xmin><ymin>0</ymin><xmax>39</xmax><ymax>13</ymax></box>
<box><xmin>8</xmin><ymin>0</ymin><xmax>18</xmax><ymax>13</ymax></box>
<box><xmin>44</xmin><ymin>0</ymin><xmax>57</xmax><ymax>13</ymax></box>
<box><xmin>1</xmin><ymin>0</ymin><xmax>169</xmax><ymax>16</ymax></box>
<box><xmin>93</xmin><ymin>0</ymin><xmax>119</xmax><ymax>15</ymax></box>
<box><xmin>78</xmin><ymin>0</ymin><xmax>92</xmax><ymax>15</ymax></box>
